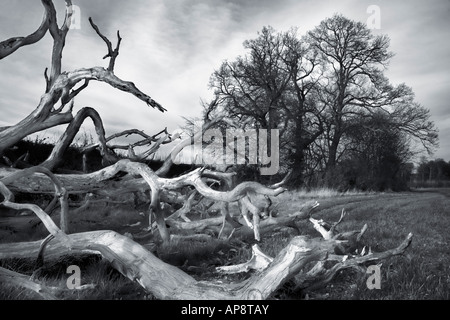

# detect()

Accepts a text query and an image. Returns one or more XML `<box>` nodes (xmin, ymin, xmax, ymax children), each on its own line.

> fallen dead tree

<box><xmin>216</xmin><ymin>207</ymin><xmax>413</xmax><ymax>295</ymax></box>
<box><xmin>0</xmin><ymin>228</ymin><xmax>356</xmax><ymax>300</ymax></box>
<box><xmin>0</xmin><ymin>0</ymin><xmax>413</xmax><ymax>300</ymax></box>
<box><xmin>0</xmin><ymin>159</ymin><xmax>285</xmax><ymax>241</ymax></box>
<box><xmin>0</xmin><ymin>208</ymin><xmax>413</xmax><ymax>301</ymax></box>
<box><xmin>0</xmin><ymin>164</ymin><xmax>413</xmax><ymax>299</ymax></box>
<box><xmin>0</xmin><ymin>155</ymin><xmax>413</xmax><ymax>300</ymax></box>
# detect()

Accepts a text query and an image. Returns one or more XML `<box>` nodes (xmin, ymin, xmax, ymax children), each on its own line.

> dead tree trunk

<box><xmin>0</xmin><ymin>165</ymin><xmax>413</xmax><ymax>299</ymax></box>
<box><xmin>0</xmin><ymin>225</ymin><xmax>412</xmax><ymax>300</ymax></box>
<box><xmin>0</xmin><ymin>1</ymin><xmax>164</xmax><ymax>156</ymax></box>
<box><xmin>0</xmin><ymin>0</ymin><xmax>415</xmax><ymax>300</ymax></box>
<box><xmin>41</xmin><ymin>107</ymin><xmax>118</xmax><ymax>170</ymax></box>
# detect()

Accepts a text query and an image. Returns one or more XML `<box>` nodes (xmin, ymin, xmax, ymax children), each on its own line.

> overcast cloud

<box><xmin>1</xmin><ymin>0</ymin><xmax>449</xmax><ymax>161</ymax></box>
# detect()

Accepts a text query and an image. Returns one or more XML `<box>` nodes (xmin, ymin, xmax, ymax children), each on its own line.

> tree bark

<box><xmin>0</xmin><ymin>266</ymin><xmax>58</xmax><ymax>300</ymax></box>
<box><xmin>0</xmin><ymin>67</ymin><xmax>164</xmax><ymax>155</ymax></box>
<box><xmin>41</xmin><ymin>107</ymin><xmax>118</xmax><ymax>171</ymax></box>
<box><xmin>0</xmin><ymin>230</ymin><xmax>341</xmax><ymax>299</ymax></box>
<box><xmin>0</xmin><ymin>0</ymin><xmax>52</xmax><ymax>60</ymax></box>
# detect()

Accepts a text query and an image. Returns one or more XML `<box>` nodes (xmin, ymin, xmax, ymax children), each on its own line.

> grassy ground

<box><xmin>274</xmin><ymin>188</ymin><xmax>450</xmax><ymax>299</ymax></box>
<box><xmin>0</xmin><ymin>188</ymin><xmax>449</xmax><ymax>300</ymax></box>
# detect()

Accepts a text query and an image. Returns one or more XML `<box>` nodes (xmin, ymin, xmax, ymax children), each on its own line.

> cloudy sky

<box><xmin>1</xmin><ymin>0</ymin><xmax>449</xmax><ymax>161</ymax></box>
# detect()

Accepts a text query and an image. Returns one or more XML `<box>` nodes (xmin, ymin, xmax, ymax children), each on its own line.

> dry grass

<box><xmin>272</xmin><ymin>188</ymin><xmax>450</xmax><ymax>299</ymax></box>
<box><xmin>293</xmin><ymin>187</ymin><xmax>374</xmax><ymax>198</ymax></box>
<box><xmin>1</xmin><ymin>188</ymin><xmax>449</xmax><ymax>300</ymax></box>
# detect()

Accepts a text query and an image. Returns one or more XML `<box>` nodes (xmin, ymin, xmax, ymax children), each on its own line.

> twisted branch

<box><xmin>88</xmin><ymin>17</ymin><xmax>122</xmax><ymax>72</ymax></box>
<box><xmin>0</xmin><ymin>0</ymin><xmax>51</xmax><ymax>59</ymax></box>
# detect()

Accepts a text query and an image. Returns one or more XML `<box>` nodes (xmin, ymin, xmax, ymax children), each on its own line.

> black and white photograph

<box><xmin>0</xmin><ymin>0</ymin><xmax>448</xmax><ymax>309</ymax></box>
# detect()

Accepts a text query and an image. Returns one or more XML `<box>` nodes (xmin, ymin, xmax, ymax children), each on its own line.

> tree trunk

<box><xmin>41</xmin><ymin>107</ymin><xmax>118</xmax><ymax>171</ymax></box>
<box><xmin>0</xmin><ymin>230</ymin><xmax>339</xmax><ymax>299</ymax></box>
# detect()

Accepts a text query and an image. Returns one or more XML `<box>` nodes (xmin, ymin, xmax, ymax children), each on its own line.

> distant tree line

<box><xmin>203</xmin><ymin>14</ymin><xmax>438</xmax><ymax>191</ymax></box>
<box><xmin>412</xmin><ymin>158</ymin><xmax>450</xmax><ymax>188</ymax></box>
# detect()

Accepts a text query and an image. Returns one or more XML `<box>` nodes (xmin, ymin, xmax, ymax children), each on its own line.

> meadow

<box><xmin>0</xmin><ymin>188</ymin><xmax>449</xmax><ymax>300</ymax></box>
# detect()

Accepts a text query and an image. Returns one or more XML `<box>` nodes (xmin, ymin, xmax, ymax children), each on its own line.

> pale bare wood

<box><xmin>295</xmin><ymin>232</ymin><xmax>413</xmax><ymax>292</ymax></box>
<box><xmin>217</xmin><ymin>244</ymin><xmax>273</xmax><ymax>274</ymax></box>
<box><xmin>155</xmin><ymin>115</ymin><xmax>224</xmax><ymax>177</ymax></box>
<box><xmin>166</xmin><ymin>190</ymin><xmax>197</xmax><ymax>222</ymax></box>
<box><xmin>167</xmin><ymin>203</ymin><xmax>321</xmax><ymax>239</ymax></box>
<box><xmin>0</xmin><ymin>0</ymin><xmax>51</xmax><ymax>59</ymax></box>
<box><xmin>46</xmin><ymin>0</ymin><xmax>73</xmax><ymax>88</ymax></box>
<box><xmin>0</xmin><ymin>230</ymin><xmax>340</xmax><ymax>300</ymax></box>
<box><xmin>0</xmin><ymin>266</ymin><xmax>58</xmax><ymax>300</ymax></box>
<box><xmin>0</xmin><ymin>66</ymin><xmax>164</xmax><ymax>155</ymax></box>
<box><xmin>0</xmin><ymin>166</ymin><xmax>70</xmax><ymax>235</ymax></box>
<box><xmin>239</xmin><ymin>196</ymin><xmax>262</xmax><ymax>241</ymax></box>
<box><xmin>166</xmin><ymin>216</ymin><xmax>223</xmax><ymax>231</ymax></box>
<box><xmin>80</xmin><ymin>128</ymin><xmax>172</xmax><ymax>155</ymax></box>
<box><xmin>309</xmin><ymin>209</ymin><xmax>346</xmax><ymax>240</ymax></box>
<box><xmin>35</xmin><ymin>234</ymin><xmax>55</xmax><ymax>269</ymax></box>
<box><xmin>40</xmin><ymin>107</ymin><xmax>118</xmax><ymax>170</ymax></box>
<box><xmin>88</xmin><ymin>17</ymin><xmax>122</xmax><ymax>72</ymax></box>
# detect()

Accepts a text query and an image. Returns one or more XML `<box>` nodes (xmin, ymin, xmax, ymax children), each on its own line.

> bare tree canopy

<box><xmin>207</xmin><ymin>15</ymin><xmax>437</xmax><ymax>190</ymax></box>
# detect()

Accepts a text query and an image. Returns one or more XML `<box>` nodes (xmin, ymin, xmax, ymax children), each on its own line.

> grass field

<box><xmin>276</xmin><ymin>188</ymin><xmax>450</xmax><ymax>299</ymax></box>
<box><xmin>0</xmin><ymin>188</ymin><xmax>449</xmax><ymax>300</ymax></box>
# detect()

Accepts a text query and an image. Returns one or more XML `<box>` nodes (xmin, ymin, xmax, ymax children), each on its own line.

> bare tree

<box><xmin>0</xmin><ymin>0</ymin><xmax>165</xmax><ymax>159</ymax></box>
<box><xmin>208</xmin><ymin>26</ymin><xmax>323</xmax><ymax>184</ymax></box>
<box><xmin>306</xmin><ymin>14</ymin><xmax>438</xmax><ymax>174</ymax></box>
<box><xmin>0</xmin><ymin>2</ymin><xmax>413</xmax><ymax>300</ymax></box>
